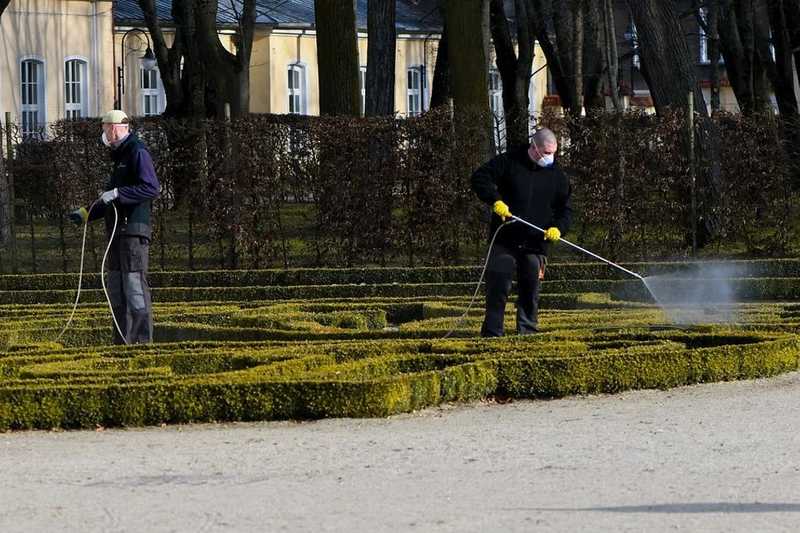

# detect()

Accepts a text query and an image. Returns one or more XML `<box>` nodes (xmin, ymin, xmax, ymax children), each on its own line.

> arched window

<box><xmin>407</xmin><ymin>66</ymin><xmax>426</xmax><ymax>117</ymax></box>
<box><xmin>140</xmin><ymin>66</ymin><xmax>164</xmax><ymax>116</ymax></box>
<box><xmin>288</xmin><ymin>63</ymin><xmax>306</xmax><ymax>114</ymax></box>
<box><xmin>65</xmin><ymin>58</ymin><xmax>89</xmax><ymax>119</ymax></box>
<box><xmin>488</xmin><ymin>69</ymin><xmax>505</xmax><ymax>150</ymax></box>
<box><xmin>20</xmin><ymin>58</ymin><xmax>45</xmax><ymax>137</ymax></box>
<box><xmin>359</xmin><ymin>66</ymin><xmax>367</xmax><ymax>116</ymax></box>
<box><xmin>488</xmin><ymin>69</ymin><xmax>503</xmax><ymax>118</ymax></box>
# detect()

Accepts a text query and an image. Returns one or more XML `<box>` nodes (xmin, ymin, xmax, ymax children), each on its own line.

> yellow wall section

<box><xmin>6</xmin><ymin>6</ymin><xmax>748</xmax><ymax>123</ymax></box>
<box><xmin>0</xmin><ymin>0</ymin><xmax>115</xmax><ymax>122</ymax></box>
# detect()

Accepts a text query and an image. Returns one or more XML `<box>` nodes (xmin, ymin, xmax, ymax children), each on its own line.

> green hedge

<box><xmin>1</xmin><ymin>332</ymin><xmax>797</xmax><ymax>430</ymax></box>
<box><xmin>2</xmin><ymin>258</ymin><xmax>800</xmax><ymax>291</ymax></box>
<box><xmin>1</xmin><ymin>299</ymin><xmax>794</xmax><ymax>351</ymax></box>
<box><xmin>2</xmin><ymin>266</ymin><xmax>799</xmax><ymax>430</ymax></box>
<box><xmin>4</xmin><ymin>277</ymin><xmax>800</xmax><ymax>305</ymax></box>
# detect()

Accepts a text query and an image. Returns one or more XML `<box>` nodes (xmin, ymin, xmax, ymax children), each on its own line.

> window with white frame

<box><xmin>20</xmin><ymin>59</ymin><xmax>45</xmax><ymax>137</ymax></box>
<box><xmin>528</xmin><ymin>75</ymin><xmax>537</xmax><ymax>136</ymax></box>
<box><xmin>65</xmin><ymin>59</ymin><xmax>89</xmax><ymax>119</ymax></box>
<box><xmin>528</xmin><ymin>75</ymin><xmax>537</xmax><ymax>117</ymax></box>
<box><xmin>360</xmin><ymin>66</ymin><xmax>367</xmax><ymax>116</ymax></box>
<box><xmin>489</xmin><ymin>69</ymin><xmax>505</xmax><ymax>150</ymax></box>
<box><xmin>630</xmin><ymin>21</ymin><xmax>640</xmax><ymax>69</ymax></box>
<box><xmin>488</xmin><ymin>70</ymin><xmax>503</xmax><ymax>118</ymax></box>
<box><xmin>699</xmin><ymin>11</ymin><xmax>709</xmax><ymax>63</ymax></box>
<box><xmin>288</xmin><ymin>64</ymin><xmax>306</xmax><ymax>114</ymax></box>
<box><xmin>140</xmin><ymin>67</ymin><xmax>161</xmax><ymax>116</ymax></box>
<box><xmin>698</xmin><ymin>8</ymin><xmax>724</xmax><ymax>64</ymax></box>
<box><xmin>769</xmin><ymin>29</ymin><xmax>776</xmax><ymax>62</ymax></box>
<box><xmin>407</xmin><ymin>66</ymin><xmax>425</xmax><ymax>117</ymax></box>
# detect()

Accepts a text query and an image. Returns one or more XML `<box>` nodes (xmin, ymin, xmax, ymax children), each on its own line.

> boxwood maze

<box><xmin>1</xmin><ymin>259</ymin><xmax>799</xmax><ymax>430</ymax></box>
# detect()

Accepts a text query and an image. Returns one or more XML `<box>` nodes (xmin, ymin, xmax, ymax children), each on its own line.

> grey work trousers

<box><xmin>107</xmin><ymin>235</ymin><xmax>153</xmax><ymax>344</ymax></box>
<box><xmin>480</xmin><ymin>243</ymin><xmax>544</xmax><ymax>337</ymax></box>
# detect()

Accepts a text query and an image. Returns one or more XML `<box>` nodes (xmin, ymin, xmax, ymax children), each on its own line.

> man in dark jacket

<box><xmin>470</xmin><ymin>128</ymin><xmax>572</xmax><ymax>337</ymax></box>
<box><xmin>69</xmin><ymin>110</ymin><xmax>160</xmax><ymax>344</ymax></box>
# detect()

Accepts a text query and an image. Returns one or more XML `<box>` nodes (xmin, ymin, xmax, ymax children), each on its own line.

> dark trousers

<box><xmin>107</xmin><ymin>235</ymin><xmax>153</xmax><ymax>344</ymax></box>
<box><xmin>481</xmin><ymin>243</ymin><xmax>544</xmax><ymax>337</ymax></box>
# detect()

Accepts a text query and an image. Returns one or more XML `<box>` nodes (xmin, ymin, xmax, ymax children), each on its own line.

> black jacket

<box><xmin>471</xmin><ymin>145</ymin><xmax>572</xmax><ymax>255</ymax></box>
<box><xmin>88</xmin><ymin>133</ymin><xmax>160</xmax><ymax>239</ymax></box>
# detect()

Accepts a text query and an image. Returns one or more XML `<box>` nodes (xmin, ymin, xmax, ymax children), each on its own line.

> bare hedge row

<box><xmin>2</xmin><ymin>108</ymin><xmax>797</xmax><ymax>272</ymax></box>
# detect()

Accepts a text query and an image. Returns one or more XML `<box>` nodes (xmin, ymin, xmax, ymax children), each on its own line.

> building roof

<box><xmin>113</xmin><ymin>0</ymin><xmax>443</xmax><ymax>33</ymax></box>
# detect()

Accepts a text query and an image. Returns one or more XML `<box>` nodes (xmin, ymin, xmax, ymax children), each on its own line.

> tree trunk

<box><xmin>628</xmin><ymin>0</ymin><xmax>724</xmax><ymax>244</ymax></box>
<box><xmin>626</xmin><ymin>0</ymin><xmax>708</xmax><ymax>117</ymax></box>
<box><xmin>536</xmin><ymin>0</ymin><xmax>601</xmax><ymax>113</ymax></box>
<box><xmin>445</xmin><ymin>0</ymin><xmax>490</xmax><ymax>111</ymax></box>
<box><xmin>699</xmin><ymin>1</ymin><xmax>724</xmax><ymax>239</ymax></box>
<box><xmin>582</xmin><ymin>0</ymin><xmax>604</xmax><ymax>110</ymax></box>
<box><xmin>315</xmin><ymin>0</ymin><xmax>361</xmax><ymax>116</ymax></box>
<box><xmin>763</xmin><ymin>0</ymin><xmax>800</xmax><ymax>115</ymax></box>
<box><xmin>430</xmin><ymin>17</ymin><xmax>451</xmax><ymax>109</ymax></box>
<box><xmin>763</xmin><ymin>0</ymin><xmax>800</xmax><ymax>187</ymax></box>
<box><xmin>195</xmin><ymin>0</ymin><xmax>239</xmax><ymax>118</ymax></box>
<box><xmin>694</xmin><ymin>2</ymin><xmax>723</xmax><ymax>250</ymax></box>
<box><xmin>0</xmin><ymin>114</ymin><xmax>16</xmax><ymax>272</ymax></box>
<box><xmin>571</xmin><ymin>0</ymin><xmax>584</xmax><ymax>114</ymax></box>
<box><xmin>786</xmin><ymin>0</ymin><xmax>800</xmax><ymax>86</ymax></box>
<box><xmin>551</xmin><ymin>0</ymin><xmax>578</xmax><ymax>111</ymax></box>
<box><xmin>529</xmin><ymin>0</ymin><xmax>576</xmax><ymax>113</ymax></box>
<box><xmin>139</xmin><ymin>0</ymin><xmax>185</xmax><ymax>116</ymax></box>
<box><xmin>0</xmin><ymin>132</ymin><xmax>8</xmax><ymax>247</ymax></box>
<box><xmin>366</xmin><ymin>0</ymin><xmax>396</xmax><ymax>116</ymax></box>
<box><xmin>171</xmin><ymin>0</ymin><xmax>206</xmax><ymax>116</ymax></box>
<box><xmin>198</xmin><ymin>0</ymin><xmax>228</xmax><ymax>117</ymax></box>
<box><xmin>694</xmin><ymin>0</ymin><xmax>722</xmax><ymax>112</ymax></box>
<box><xmin>602</xmin><ymin>0</ymin><xmax>621</xmax><ymax>110</ymax></box>
<box><xmin>140</xmin><ymin>0</ymin><xmax>255</xmax><ymax>118</ymax></box>
<box><xmin>445</xmin><ymin>0</ymin><xmax>491</xmax><ymax>156</ymax></box>
<box><xmin>708</xmin><ymin>0</ymin><xmax>722</xmax><ymax>112</ymax></box>
<box><xmin>490</xmin><ymin>0</ymin><xmax>534</xmax><ymax>150</ymax></box>
<box><xmin>716</xmin><ymin>0</ymin><xmax>772</xmax><ymax>114</ymax></box>
<box><xmin>236</xmin><ymin>0</ymin><xmax>256</xmax><ymax>116</ymax></box>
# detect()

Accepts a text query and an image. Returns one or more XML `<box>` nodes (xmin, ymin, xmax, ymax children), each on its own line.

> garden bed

<box><xmin>1</xmin><ymin>263</ymin><xmax>798</xmax><ymax>430</ymax></box>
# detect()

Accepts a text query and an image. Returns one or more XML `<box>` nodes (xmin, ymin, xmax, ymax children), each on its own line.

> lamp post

<box><xmin>115</xmin><ymin>28</ymin><xmax>157</xmax><ymax>110</ymax></box>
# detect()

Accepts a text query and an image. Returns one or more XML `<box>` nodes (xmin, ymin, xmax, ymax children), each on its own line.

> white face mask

<box><xmin>532</xmin><ymin>143</ymin><xmax>555</xmax><ymax>167</ymax></box>
<box><xmin>101</xmin><ymin>131</ymin><xmax>112</xmax><ymax>147</ymax></box>
<box><xmin>536</xmin><ymin>154</ymin><xmax>554</xmax><ymax>167</ymax></box>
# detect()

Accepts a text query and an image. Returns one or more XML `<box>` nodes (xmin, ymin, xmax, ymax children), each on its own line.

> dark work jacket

<box><xmin>88</xmin><ymin>133</ymin><xmax>160</xmax><ymax>240</ymax></box>
<box><xmin>471</xmin><ymin>145</ymin><xmax>572</xmax><ymax>255</ymax></box>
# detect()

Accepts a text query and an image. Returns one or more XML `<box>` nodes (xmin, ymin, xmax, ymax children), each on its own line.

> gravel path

<box><xmin>3</xmin><ymin>373</ymin><xmax>800</xmax><ymax>532</ymax></box>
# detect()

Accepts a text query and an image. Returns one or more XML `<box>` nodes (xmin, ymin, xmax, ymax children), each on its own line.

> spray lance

<box><xmin>441</xmin><ymin>214</ymin><xmax>647</xmax><ymax>338</ymax></box>
<box><xmin>508</xmin><ymin>215</ymin><xmax>645</xmax><ymax>281</ymax></box>
<box><xmin>57</xmin><ymin>198</ymin><xmax>128</xmax><ymax>346</ymax></box>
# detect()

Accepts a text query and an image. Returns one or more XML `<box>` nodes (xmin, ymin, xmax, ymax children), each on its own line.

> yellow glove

<box><xmin>544</xmin><ymin>227</ymin><xmax>561</xmax><ymax>241</ymax></box>
<box><xmin>68</xmin><ymin>207</ymin><xmax>89</xmax><ymax>226</ymax></box>
<box><xmin>492</xmin><ymin>200</ymin><xmax>512</xmax><ymax>221</ymax></box>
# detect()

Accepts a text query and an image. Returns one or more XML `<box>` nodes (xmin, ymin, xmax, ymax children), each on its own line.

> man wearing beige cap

<box><xmin>69</xmin><ymin>110</ymin><xmax>160</xmax><ymax>344</ymax></box>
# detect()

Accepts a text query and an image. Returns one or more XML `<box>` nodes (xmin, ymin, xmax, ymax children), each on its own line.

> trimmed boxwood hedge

<box><xmin>1</xmin><ymin>332</ymin><xmax>797</xmax><ymax>430</ymax></box>
<box><xmin>3</xmin><ymin>277</ymin><xmax>800</xmax><ymax>305</ymax></box>
<box><xmin>2</xmin><ymin>260</ymin><xmax>800</xmax><ymax>430</ymax></box>
<box><xmin>1</xmin><ymin>258</ymin><xmax>800</xmax><ymax>291</ymax></box>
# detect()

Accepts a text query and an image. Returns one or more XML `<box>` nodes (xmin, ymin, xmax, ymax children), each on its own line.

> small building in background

<box><xmin>0</xmin><ymin>0</ymin><xmax>116</xmax><ymax>137</ymax></box>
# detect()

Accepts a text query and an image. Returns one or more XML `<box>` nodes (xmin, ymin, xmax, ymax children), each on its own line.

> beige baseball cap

<box><xmin>101</xmin><ymin>110</ymin><xmax>129</xmax><ymax>124</ymax></box>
